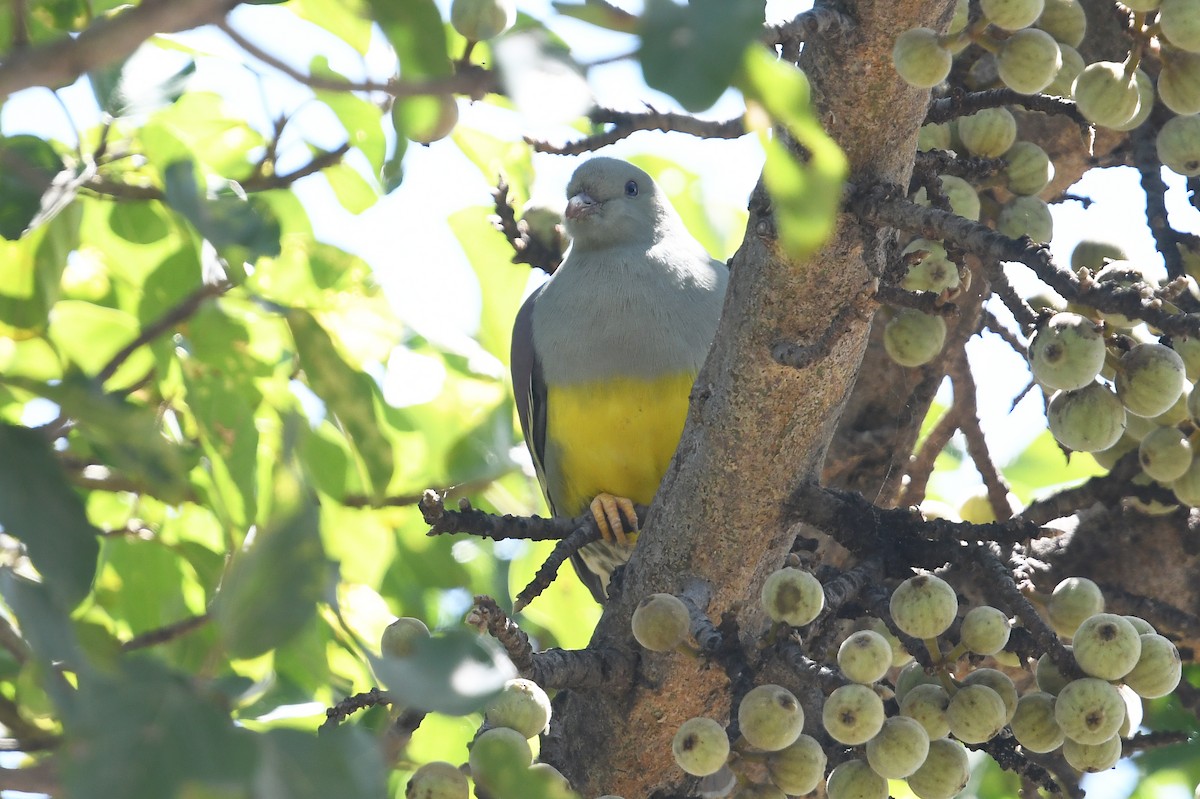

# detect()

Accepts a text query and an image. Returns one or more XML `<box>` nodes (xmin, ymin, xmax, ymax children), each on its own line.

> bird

<box><xmin>510</xmin><ymin>157</ymin><xmax>728</xmax><ymax>602</ymax></box>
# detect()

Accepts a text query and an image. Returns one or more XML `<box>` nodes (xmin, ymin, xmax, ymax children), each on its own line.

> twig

<box><xmin>899</xmin><ymin>405</ymin><xmax>962</xmax><ymax>507</ymax></box>
<box><xmin>925</xmin><ymin>87</ymin><xmax>1090</xmax><ymax>131</ymax></box>
<box><xmin>1017</xmin><ymin>453</ymin><xmax>1141</xmax><ymax>525</ymax></box>
<box><xmin>981</xmin><ymin>309</ymin><xmax>1027</xmax><ymax>354</ymax></box>
<box><xmin>513</xmin><ymin>525</ymin><xmax>596</xmax><ymax>611</ymax></box>
<box><xmin>121</xmin><ymin>612</ymin><xmax>211</xmax><ymax>651</ymax></box>
<box><xmin>0</xmin><ymin>0</ymin><xmax>241</xmax><ymax>99</ymax></box>
<box><xmin>1122</xmin><ymin>730</ymin><xmax>1193</xmax><ymax>756</ymax></box>
<box><xmin>1132</xmin><ymin>123</ymin><xmax>1187</xmax><ymax>280</ymax></box>
<box><xmin>528</xmin><ymin>107</ymin><xmax>745</xmax><ymax>155</ymax></box>
<box><xmin>218</xmin><ymin>20</ymin><xmax>498</xmax><ymax>100</ymax></box>
<box><xmin>914</xmin><ymin>149</ymin><xmax>1006</xmax><ymax>183</ymax></box>
<box><xmin>466</xmin><ymin>596</ymin><xmax>535</xmax><ymax>674</ymax></box>
<box><xmin>319</xmin><ymin>687</ymin><xmax>395</xmax><ymax>732</ymax></box>
<box><xmin>491</xmin><ymin>179</ymin><xmax>564</xmax><ymax>274</ymax></box>
<box><xmin>0</xmin><ymin>761</ymin><xmax>59</xmax><ymax>795</ymax></box>
<box><xmin>96</xmin><ymin>281</ymin><xmax>231</xmax><ymax>385</ymax></box>
<box><xmin>969</xmin><ymin>735</ymin><xmax>1060</xmax><ymax>794</ymax></box>
<box><xmin>419</xmin><ymin>490</ymin><xmax>633</xmax><ymax>542</ymax></box>
<box><xmin>986</xmin><ymin>271</ymin><xmax>1038</xmax><ymax>334</ymax></box>
<box><xmin>948</xmin><ymin>353</ymin><xmax>1014</xmax><ymax>520</ymax></box>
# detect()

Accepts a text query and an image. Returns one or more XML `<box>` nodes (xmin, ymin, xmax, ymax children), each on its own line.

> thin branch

<box><xmin>925</xmin><ymin>87</ymin><xmax>1090</xmax><ymax>131</ymax></box>
<box><xmin>217</xmin><ymin>20</ymin><xmax>497</xmax><ymax>100</ymax></box>
<box><xmin>0</xmin><ymin>760</ymin><xmax>59</xmax><ymax>795</ymax></box>
<box><xmin>1133</xmin><ymin>123</ymin><xmax>1187</xmax><ymax>281</ymax></box>
<box><xmin>342</xmin><ymin>474</ymin><xmax>501</xmax><ymax>510</ymax></box>
<box><xmin>96</xmin><ymin>281</ymin><xmax>231</xmax><ymax>385</ymax></box>
<box><xmin>899</xmin><ymin>404</ymin><xmax>961</xmax><ymax>507</ymax></box>
<box><xmin>948</xmin><ymin>353</ymin><xmax>1014</xmax><ymax>521</ymax></box>
<box><xmin>85</xmin><ymin>143</ymin><xmax>351</xmax><ymax>201</ymax></box>
<box><xmin>981</xmin><ymin>309</ymin><xmax>1027</xmax><ymax>354</ymax></box>
<box><xmin>913</xmin><ymin>149</ymin><xmax>1006</xmax><ymax>183</ymax></box>
<box><xmin>850</xmin><ymin>184</ymin><xmax>1200</xmax><ymax>339</ymax></box>
<box><xmin>0</xmin><ymin>0</ymin><xmax>242</xmax><ymax>99</ymax></box>
<box><xmin>874</xmin><ymin>283</ymin><xmax>961</xmax><ymax>316</ymax></box>
<box><xmin>1018</xmin><ymin>453</ymin><xmax>1141</xmax><ymax>525</ymax></box>
<box><xmin>529</xmin><ymin>107</ymin><xmax>746</xmax><ymax>155</ymax></box>
<box><xmin>491</xmin><ymin>179</ymin><xmax>564</xmax><ymax>274</ymax></box>
<box><xmin>466</xmin><ymin>595</ymin><xmax>535</xmax><ymax>674</ymax></box>
<box><xmin>319</xmin><ymin>687</ymin><xmax>394</xmax><ymax>732</ymax></box>
<box><xmin>419</xmin><ymin>490</ymin><xmax>630</xmax><ymax>542</ymax></box>
<box><xmin>121</xmin><ymin>612</ymin><xmax>211</xmax><ymax>651</ymax></box>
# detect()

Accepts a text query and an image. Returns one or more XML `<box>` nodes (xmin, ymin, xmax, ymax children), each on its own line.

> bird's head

<box><xmin>561</xmin><ymin>157</ymin><xmax>671</xmax><ymax>250</ymax></box>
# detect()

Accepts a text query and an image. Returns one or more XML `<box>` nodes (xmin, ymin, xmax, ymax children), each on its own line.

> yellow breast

<box><xmin>542</xmin><ymin>372</ymin><xmax>696</xmax><ymax>516</ymax></box>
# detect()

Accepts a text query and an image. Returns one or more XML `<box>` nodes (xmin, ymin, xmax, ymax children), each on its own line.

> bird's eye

<box><xmin>624</xmin><ymin>180</ymin><xmax>639</xmax><ymax>197</ymax></box>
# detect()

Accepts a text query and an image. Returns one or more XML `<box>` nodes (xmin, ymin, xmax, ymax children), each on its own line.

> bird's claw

<box><xmin>590</xmin><ymin>493</ymin><xmax>639</xmax><ymax>546</ymax></box>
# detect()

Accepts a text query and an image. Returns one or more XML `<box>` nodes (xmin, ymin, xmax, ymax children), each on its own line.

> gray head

<box><xmin>561</xmin><ymin>157</ymin><xmax>674</xmax><ymax>250</ymax></box>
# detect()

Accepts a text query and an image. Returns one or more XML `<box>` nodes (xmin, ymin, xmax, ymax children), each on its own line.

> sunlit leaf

<box><xmin>255</xmin><ymin>726</ymin><xmax>386</xmax><ymax>799</ymax></box>
<box><xmin>448</xmin><ymin>206</ymin><xmax>530</xmax><ymax>364</ymax></box>
<box><xmin>212</xmin><ymin>470</ymin><xmax>329</xmax><ymax>660</ymax></box>
<box><xmin>289</xmin><ymin>0</ymin><xmax>373</xmax><ymax>53</ymax></box>
<box><xmin>0</xmin><ymin>569</ymin><xmax>82</xmax><ymax>675</ymax></box>
<box><xmin>0</xmin><ymin>134</ymin><xmax>63</xmax><ymax>240</ymax></box>
<box><xmin>365</xmin><ymin>0</ymin><xmax>450</xmax><ymax>79</ymax></box>
<box><xmin>551</xmin><ymin>0</ymin><xmax>637</xmax><ymax>33</ymax></box>
<box><xmin>737</xmin><ymin>46</ymin><xmax>847</xmax><ymax>261</ymax></box>
<box><xmin>323</xmin><ymin>162</ymin><xmax>379</xmax><ymax>215</ymax></box>
<box><xmin>142</xmin><ymin>92</ymin><xmax>266</xmax><ymax>179</ymax></box>
<box><xmin>1003</xmin><ymin>428</ymin><xmax>1105</xmax><ymax>504</ymax></box>
<box><xmin>639</xmin><ymin>0</ymin><xmax>763</xmax><ymax>112</ymax></box>
<box><xmin>162</xmin><ymin>161</ymin><xmax>282</xmax><ymax>264</ymax></box>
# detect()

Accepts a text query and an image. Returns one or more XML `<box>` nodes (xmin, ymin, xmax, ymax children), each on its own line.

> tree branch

<box><xmin>528</xmin><ymin>107</ymin><xmax>746</xmax><ymax>155</ymax></box>
<box><xmin>0</xmin><ymin>760</ymin><xmax>59</xmax><ymax>795</ymax></box>
<box><xmin>121</xmin><ymin>612</ymin><xmax>211</xmax><ymax>652</ymax></box>
<box><xmin>0</xmin><ymin>0</ymin><xmax>243</xmax><ymax>99</ymax></box>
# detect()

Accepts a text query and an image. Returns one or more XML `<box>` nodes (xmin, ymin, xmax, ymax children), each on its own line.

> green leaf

<box><xmin>60</xmin><ymin>658</ymin><xmax>257</xmax><ymax>799</ymax></box>
<box><xmin>552</xmin><ymin>0</ymin><xmax>638</xmax><ymax>33</ymax></box>
<box><xmin>323</xmin><ymin>162</ymin><xmax>379</xmax><ymax>215</ymax></box>
<box><xmin>0</xmin><ymin>207</ymin><xmax>78</xmax><ymax>336</ymax></box>
<box><xmin>382</xmin><ymin>135</ymin><xmax>408</xmax><ymax>192</ymax></box>
<box><xmin>184</xmin><ymin>368</ymin><xmax>260</xmax><ymax>531</ymax></box>
<box><xmin>0</xmin><ymin>425</ymin><xmax>100</xmax><ymax>609</ymax></box>
<box><xmin>212</xmin><ymin>471</ymin><xmax>328</xmax><ymax>660</ymax></box>
<box><xmin>142</xmin><ymin>92</ymin><xmax>266</xmax><ymax>179</ymax></box>
<box><xmin>0</xmin><ymin>569</ymin><xmax>83</xmax><ymax>670</ymax></box>
<box><xmin>639</xmin><ymin>0</ymin><xmax>764</xmax><ymax>112</ymax></box>
<box><xmin>162</xmin><ymin>161</ymin><xmax>282</xmax><ymax>264</ymax></box>
<box><xmin>448</xmin><ymin>207</ymin><xmax>529</xmax><ymax>364</ymax></box>
<box><xmin>287</xmin><ymin>309</ymin><xmax>395</xmax><ymax>497</ymax></box>
<box><xmin>312</xmin><ymin>60</ymin><xmax>386</xmax><ymax>174</ymax></box>
<box><xmin>47</xmin><ymin>300</ymin><xmax>153</xmax><ymax>381</ymax></box>
<box><xmin>371</xmin><ymin>629</ymin><xmax>516</xmax><ymax>714</ymax></box>
<box><xmin>736</xmin><ymin>47</ymin><xmax>848</xmax><ymax>260</ymax></box>
<box><xmin>255</xmin><ymin>726</ymin><xmax>386</xmax><ymax>799</ymax></box>
<box><xmin>366</xmin><ymin>0</ymin><xmax>451</xmax><ymax>79</ymax></box>
<box><xmin>0</xmin><ymin>134</ymin><xmax>63</xmax><ymax>240</ymax></box>
<box><xmin>7</xmin><ymin>374</ymin><xmax>194</xmax><ymax>504</ymax></box>
<box><xmin>1003</xmin><ymin>429</ymin><xmax>1105</xmax><ymax>504</ymax></box>
<box><xmin>289</xmin><ymin>0</ymin><xmax>374</xmax><ymax>53</ymax></box>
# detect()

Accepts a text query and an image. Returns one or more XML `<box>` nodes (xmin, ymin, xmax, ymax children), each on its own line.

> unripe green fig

<box><xmin>1036</xmin><ymin>0</ymin><xmax>1086</xmax><ymax>46</ymax></box>
<box><xmin>1123</xmin><ymin>0</ymin><xmax>1160</xmax><ymax>9</ymax></box>
<box><xmin>982</xmin><ymin>0</ymin><xmax>1045</xmax><ymax>30</ymax></box>
<box><xmin>631</xmin><ymin>593</ymin><xmax>690</xmax><ymax>652</ymax></box>
<box><xmin>822</xmin><ymin>683</ymin><xmax>886</xmax><ymax>745</ymax></box>
<box><xmin>1073</xmin><ymin>61</ymin><xmax>1141</xmax><ymax>128</ymax></box>
<box><xmin>485</xmin><ymin>678</ymin><xmax>552</xmax><ymax>739</ymax></box>
<box><xmin>1010</xmin><ymin>692</ymin><xmax>1065</xmax><ymax>753</ymax></box>
<box><xmin>407</xmin><ymin>761</ymin><xmax>469</xmax><ymax>799</ymax></box>
<box><xmin>394</xmin><ymin>94</ymin><xmax>459</xmax><ymax>144</ymax></box>
<box><xmin>957</xmin><ymin>107</ymin><xmax>1018</xmax><ymax>157</ymax></box>
<box><xmin>731</xmin><ymin>785</ymin><xmax>786</xmax><ymax>799</ymax></box>
<box><xmin>739</xmin><ymin>685</ymin><xmax>804</xmax><ymax>751</ymax></box>
<box><xmin>1028</xmin><ymin>312</ymin><xmax>1106</xmax><ymax>391</ymax></box>
<box><xmin>1045</xmin><ymin>44</ymin><xmax>1084</xmax><ymax>96</ymax></box>
<box><xmin>825</xmin><ymin>758</ymin><xmax>887</xmax><ymax>799</ymax></box>
<box><xmin>900</xmin><ymin>682</ymin><xmax>951</xmax><ymax>739</ymax></box>
<box><xmin>468</xmin><ymin>727</ymin><xmax>533</xmax><ymax>790</ymax></box>
<box><xmin>1177</xmin><ymin>337</ymin><xmax>1200</xmax><ymax>381</ymax></box>
<box><xmin>1047</xmin><ymin>383</ymin><xmax>1126</xmax><ymax>453</ymax></box>
<box><xmin>1005</xmin><ymin>141</ymin><xmax>1054</xmax><ymax>195</ymax></box>
<box><xmin>382</xmin><ymin>617</ymin><xmax>431</xmax><ymax>658</ymax></box>
<box><xmin>901</xmin><ymin>239</ymin><xmax>960</xmax><ymax>293</ymax></box>
<box><xmin>1152</xmin><ymin>383</ymin><xmax>1191</xmax><ymax>426</ymax></box>
<box><xmin>918</xmin><ymin>122</ymin><xmax>952</xmax><ymax>152</ymax></box>
<box><xmin>1092</xmin><ymin>434</ymin><xmax>1138</xmax><ymax>471</ymax></box>
<box><xmin>962</xmin><ymin>668</ymin><xmax>1017</xmax><ymax>722</ymax></box>
<box><xmin>672</xmin><ymin>717</ymin><xmax>730</xmax><ymax>776</ymax></box>
<box><xmin>866</xmin><ymin>715</ymin><xmax>930</xmax><ymax>779</ymax></box>
<box><xmin>948</xmin><ymin>0</ymin><xmax>970</xmax><ymax>33</ymax></box>
<box><xmin>1071</xmin><ymin>239</ymin><xmax>1127</xmax><ymax>271</ymax></box>
<box><xmin>1072</xmin><ymin>613</ymin><xmax>1142</xmax><ymax>680</ymax></box>
<box><xmin>998</xmin><ymin>28</ymin><xmax>1062</xmax><ymax>93</ymax></box>
<box><xmin>1116</xmin><ymin>342</ymin><xmax>1187</xmax><ymax>418</ymax></box>
<box><xmin>1054</xmin><ymin>677</ymin><xmax>1126</xmax><ymax>744</ymax></box>
<box><xmin>884</xmin><ymin>309</ymin><xmax>947</xmax><ymax>368</ymax></box>
<box><xmin>1035</xmin><ymin>647</ymin><xmax>1074</xmax><ymax>694</ymax></box>
<box><xmin>998</xmin><ymin>195</ymin><xmax>1053</xmax><ymax>243</ymax></box>
<box><xmin>1172</xmin><ymin>457</ymin><xmax>1200</xmax><ymax>505</ymax></box>
<box><xmin>1111</xmin><ymin>70</ymin><xmax>1154</xmax><ymax>131</ymax></box>
<box><xmin>766</xmin><ymin>734</ymin><xmax>826</xmax><ymax>795</ymax></box>
<box><xmin>1159</xmin><ymin>50</ymin><xmax>1200</xmax><ymax>116</ymax></box>
<box><xmin>1048</xmin><ymin>577</ymin><xmax>1105</xmax><ymax>638</ymax></box>
<box><xmin>1160</xmin><ymin>0</ymin><xmax>1200</xmax><ymax>52</ymax></box>
<box><xmin>1139</xmin><ymin>425</ymin><xmax>1193</xmax><ymax>482</ymax></box>
<box><xmin>838</xmin><ymin>630</ymin><xmax>893</xmax><ymax>684</ymax></box>
<box><xmin>527</xmin><ymin>763</ymin><xmax>574</xmax><ymax>797</ymax></box>
<box><xmin>865</xmin><ymin>617</ymin><xmax>914</xmax><ymax>666</ymax></box>
<box><xmin>960</xmin><ymin>604</ymin><xmax>1008</xmax><ymax>652</ymax></box>
<box><xmin>761</xmin><ymin>567</ymin><xmax>824</xmax><ymax>626</ymax></box>
<box><xmin>1062</xmin><ymin>735</ymin><xmax>1122</xmax><ymax>773</ymax></box>
<box><xmin>893</xmin><ymin>28</ymin><xmax>953</xmax><ymax>88</ymax></box>
<box><xmin>1156</xmin><ymin>114</ymin><xmax>1200</xmax><ymax>177</ymax></box>
<box><xmin>947</xmin><ymin>684</ymin><xmax>1007</xmax><ymax>743</ymax></box>
<box><xmin>1124</xmin><ymin>633</ymin><xmax>1183</xmax><ymax>698</ymax></box>
<box><xmin>913</xmin><ymin>174</ymin><xmax>981</xmax><ymax>220</ymax></box>
<box><xmin>905</xmin><ymin>738</ymin><xmax>970</xmax><ymax>799</ymax></box>
<box><xmin>895</xmin><ymin>661</ymin><xmax>941</xmax><ymax>703</ymax></box>
<box><xmin>450</xmin><ymin>0</ymin><xmax>516</xmax><ymax>41</ymax></box>
<box><xmin>1125</xmin><ymin>615</ymin><xmax>1156</xmax><ymax>635</ymax></box>
<box><xmin>890</xmin><ymin>573</ymin><xmax>958</xmax><ymax>639</ymax></box>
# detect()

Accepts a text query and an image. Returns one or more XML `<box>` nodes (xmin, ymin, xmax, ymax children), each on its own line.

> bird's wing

<box><xmin>510</xmin><ymin>284</ymin><xmax>550</xmax><ymax>500</ymax></box>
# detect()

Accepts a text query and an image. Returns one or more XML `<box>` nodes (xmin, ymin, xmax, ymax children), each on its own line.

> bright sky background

<box><xmin>3</xmin><ymin>3</ymin><xmax>1200</xmax><ymax>798</ymax></box>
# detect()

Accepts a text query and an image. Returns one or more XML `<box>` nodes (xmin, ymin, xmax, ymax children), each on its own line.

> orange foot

<box><xmin>589</xmin><ymin>493</ymin><xmax>640</xmax><ymax>546</ymax></box>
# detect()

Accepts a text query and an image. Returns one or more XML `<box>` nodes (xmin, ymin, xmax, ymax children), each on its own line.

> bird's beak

<box><xmin>565</xmin><ymin>191</ymin><xmax>597</xmax><ymax>220</ymax></box>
